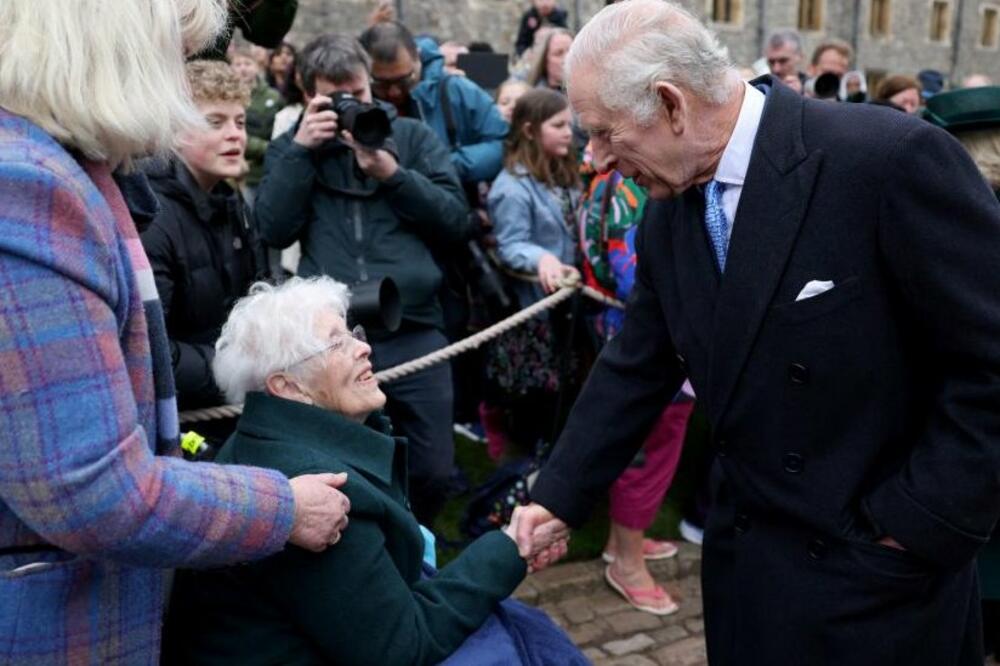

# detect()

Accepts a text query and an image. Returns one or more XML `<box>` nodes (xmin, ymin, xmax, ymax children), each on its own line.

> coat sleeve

<box><xmin>489</xmin><ymin>175</ymin><xmax>547</xmax><ymax>273</ymax></box>
<box><xmin>0</xmin><ymin>162</ymin><xmax>295</xmax><ymax>568</ymax></box>
<box><xmin>380</xmin><ymin>121</ymin><xmax>471</xmax><ymax>248</ymax></box>
<box><xmin>261</xmin><ymin>521</ymin><xmax>525</xmax><ymax>666</ymax></box>
<box><xmin>514</xmin><ymin>11</ymin><xmax>534</xmax><ymax>56</ymax></box>
<box><xmin>530</xmin><ymin>205</ymin><xmax>686</xmax><ymax>526</ymax></box>
<box><xmin>254</xmin><ymin>134</ymin><xmax>317</xmax><ymax>249</ymax></box>
<box><xmin>864</xmin><ymin>122</ymin><xmax>1000</xmax><ymax>568</ymax></box>
<box><xmin>139</xmin><ymin>213</ymin><xmax>220</xmax><ymax>406</ymax></box>
<box><xmin>449</xmin><ymin>79</ymin><xmax>509</xmax><ymax>183</ymax></box>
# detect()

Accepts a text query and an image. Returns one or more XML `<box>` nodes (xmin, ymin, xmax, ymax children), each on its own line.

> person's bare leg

<box><xmin>609</xmin><ymin>521</ymin><xmax>658</xmax><ymax>589</ymax></box>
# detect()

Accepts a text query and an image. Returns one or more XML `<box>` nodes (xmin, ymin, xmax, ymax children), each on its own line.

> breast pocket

<box><xmin>771</xmin><ymin>276</ymin><xmax>862</xmax><ymax>325</ymax></box>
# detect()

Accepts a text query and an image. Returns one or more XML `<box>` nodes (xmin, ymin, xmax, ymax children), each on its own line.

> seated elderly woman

<box><xmin>165</xmin><ymin>277</ymin><xmax>585</xmax><ymax>666</ymax></box>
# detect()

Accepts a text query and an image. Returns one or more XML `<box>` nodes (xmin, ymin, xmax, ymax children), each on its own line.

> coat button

<box><xmin>734</xmin><ymin>512</ymin><xmax>751</xmax><ymax>534</ymax></box>
<box><xmin>717</xmin><ymin>438</ymin><xmax>729</xmax><ymax>458</ymax></box>
<box><xmin>808</xmin><ymin>538</ymin><xmax>828</xmax><ymax>561</ymax></box>
<box><xmin>675</xmin><ymin>353</ymin><xmax>687</xmax><ymax>372</ymax></box>
<box><xmin>783</xmin><ymin>452</ymin><xmax>804</xmax><ymax>474</ymax></box>
<box><xmin>788</xmin><ymin>363</ymin><xmax>809</xmax><ymax>385</ymax></box>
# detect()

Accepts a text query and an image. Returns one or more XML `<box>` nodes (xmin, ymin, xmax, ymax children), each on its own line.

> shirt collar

<box><xmin>714</xmin><ymin>81</ymin><xmax>766</xmax><ymax>188</ymax></box>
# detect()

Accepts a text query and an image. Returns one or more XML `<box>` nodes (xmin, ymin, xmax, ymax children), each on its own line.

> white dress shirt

<box><xmin>714</xmin><ymin>81</ymin><xmax>766</xmax><ymax>240</ymax></box>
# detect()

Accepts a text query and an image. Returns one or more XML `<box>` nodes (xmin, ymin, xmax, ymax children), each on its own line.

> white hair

<box><xmin>566</xmin><ymin>0</ymin><xmax>735</xmax><ymax>124</ymax></box>
<box><xmin>0</xmin><ymin>0</ymin><xmax>227</xmax><ymax>167</ymax></box>
<box><xmin>213</xmin><ymin>277</ymin><xmax>353</xmax><ymax>405</ymax></box>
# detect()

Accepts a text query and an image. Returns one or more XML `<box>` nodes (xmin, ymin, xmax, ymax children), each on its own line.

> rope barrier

<box><xmin>177</xmin><ymin>278</ymin><xmax>625</xmax><ymax>425</ymax></box>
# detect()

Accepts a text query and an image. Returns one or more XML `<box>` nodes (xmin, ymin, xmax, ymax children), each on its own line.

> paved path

<box><xmin>514</xmin><ymin>544</ymin><xmax>707</xmax><ymax>666</ymax></box>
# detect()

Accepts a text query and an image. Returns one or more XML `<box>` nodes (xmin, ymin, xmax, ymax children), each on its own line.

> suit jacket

<box><xmin>167</xmin><ymin>393</ymin><xmax>526</xmax><ymax>666</ymax></box>
<box><xmin>0</xmin><ymin>110</ymin><xmax>296</xmax><ymax>665</ymax></box>
<box><xmin>534</xmin><ymin>78</ymin><xmax>1000</xmax><ymax>565</ymax></box>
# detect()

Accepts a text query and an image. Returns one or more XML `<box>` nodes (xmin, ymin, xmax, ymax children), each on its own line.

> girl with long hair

<box><xmin>484</xmin><ymin>89</ymin><xmax>582</xmax><ymax>455</ymax></box>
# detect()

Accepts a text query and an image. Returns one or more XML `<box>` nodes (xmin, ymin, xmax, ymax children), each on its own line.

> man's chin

<box><xmin>646</xmin><ymin>182</ymin><xmax>679</xmax><ymax>200</ymax></box>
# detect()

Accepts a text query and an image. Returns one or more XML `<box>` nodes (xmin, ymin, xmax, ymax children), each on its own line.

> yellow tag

<box><xmin>181</xmin><ymin>431</ymin><xmax>206</xmax><ymax>456</ymax></box>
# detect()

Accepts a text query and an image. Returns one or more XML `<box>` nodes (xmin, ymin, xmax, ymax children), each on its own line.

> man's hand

<box><xmin>287</xmin><ymin>473</ymin><xmax>351</xmax><ymax>552</ymax></box>
<box><xmin>510</xmin><ymin>503</ymin><xmax>570</xmax><ymax>571</ymax></box>
<box><xmin>294</xmin><ymin>96</ymin><xmax>339</xmax><ymax>150</ymax></box>
<box><xmin>341</xmin><ymin>130</ymin><xmax>399</xmax><ymax>182</ymax></box>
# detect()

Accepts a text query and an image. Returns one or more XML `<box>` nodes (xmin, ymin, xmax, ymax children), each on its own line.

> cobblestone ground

<box><xmin>514</xmin><ymin>543</ymin><xmax>706</xmax><ymax>666</ymax></box>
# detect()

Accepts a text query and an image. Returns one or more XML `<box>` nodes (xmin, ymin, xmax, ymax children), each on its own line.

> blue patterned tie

<box><xmin>704</xmin><ymin>179</ymin><xmax>729</xmax><ymax>272</ymax></box>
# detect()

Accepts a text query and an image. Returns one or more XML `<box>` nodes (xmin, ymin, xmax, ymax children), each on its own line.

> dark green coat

<box><xmin>254</xmin><ymin>109</ymin><xmax>470</xmax><ymax>330</ymax></box>
<box><xmin>166</xmin><ymin>393</ymin><xmax>525</xmax><ymax>665</ymax></box>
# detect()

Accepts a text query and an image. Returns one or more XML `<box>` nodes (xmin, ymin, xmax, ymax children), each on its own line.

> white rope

<box><xmin>178</xmin><ymin>279</ymin><xmax>624</xmax><ymax>425</ymax></box>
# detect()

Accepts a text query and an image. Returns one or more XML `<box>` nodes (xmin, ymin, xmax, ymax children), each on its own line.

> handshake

<box><xmin>504</xmin><ymin>504</ymin><xmax>571</xmax><ymax>572</ymax></box>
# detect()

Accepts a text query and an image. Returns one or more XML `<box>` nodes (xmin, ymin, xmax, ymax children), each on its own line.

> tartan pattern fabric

<box><xmin>704</xmin><ymin>179</ymin><xmax>729</xmax><ymax>271</ymax></box>
<box><xmin>0</xmin><ymin>110</ymin><xmax>296</xmax><ymax>664</ymax></box>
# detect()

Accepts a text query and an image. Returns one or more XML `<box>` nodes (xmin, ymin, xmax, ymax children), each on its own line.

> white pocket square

<box><xmin>795</xmin><ymin>279</ymin><xmax>835</xmax><ymax>301</ymax></box>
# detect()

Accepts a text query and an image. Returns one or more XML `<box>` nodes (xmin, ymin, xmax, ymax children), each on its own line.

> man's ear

<box><xmin>265</xmin><ymin>372</ymin><xmax>313</xmax><ymax>404</ymax></box>
<box><xmin>654</xmin><ymin>81</ymin><xmax>687</xmax><ymax>135</ymax></box>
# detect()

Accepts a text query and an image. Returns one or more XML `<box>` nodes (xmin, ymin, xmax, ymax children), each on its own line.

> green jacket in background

<box><xmin>245</xmin><ymin>77</ymin><xmax>285</xmax><ymax>188</ymax></box>
<box><xmin>166</xmin><ymin>392</ymin><xmax>526</xmax><ymax>665</ymax></box>
<box><xmin>254</xmin><ymin>108</ymin><xmax>471</xmax><ymax>329</ymax></box>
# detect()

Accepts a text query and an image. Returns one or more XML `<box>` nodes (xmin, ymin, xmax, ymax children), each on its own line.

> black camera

<box><xmin>812</xmin><ymin>72</ymin><xmax>841</xmax><ymax>100</ymax></box>
<box><xmin>322</xmin><ymin>92</ymin><xmax>393</xmax><ymax>149</ymax></box>
<box><xmin>348</xmin><ymin>277</ymin><xmax>402</xmax><ymax>333</ymax></box>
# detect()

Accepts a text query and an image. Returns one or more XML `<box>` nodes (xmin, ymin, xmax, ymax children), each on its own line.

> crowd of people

<box><xmin>2</xmin><ymin>0</ymin><xmax>1000</xmax><ymax>664</ymax></box>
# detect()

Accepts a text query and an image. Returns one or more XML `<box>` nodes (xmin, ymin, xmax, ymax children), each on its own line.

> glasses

<box><xmin>371</xmin><ymin>69</ymin><xmax>418</xmax><ymax>93</ymax></box>
<box><xmin>284</xmin><ymin>325</ymin><xmax>367</xmax><ymax>370</ymax></box>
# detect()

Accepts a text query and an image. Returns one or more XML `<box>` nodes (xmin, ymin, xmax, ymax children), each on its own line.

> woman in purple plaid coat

<box><xmin>0</xmin><ymin>2</ymin><xmax>351</xmax><ymax>664</ymax></box>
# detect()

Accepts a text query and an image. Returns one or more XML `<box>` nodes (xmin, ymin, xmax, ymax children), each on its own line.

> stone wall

<box><xmin>286</xmin><ymin>0</ymin><xmax>998</xmax><ymax>85</ymax></box>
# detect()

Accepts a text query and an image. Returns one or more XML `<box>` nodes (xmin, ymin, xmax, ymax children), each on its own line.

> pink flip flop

<box><xmin>602</xmin><ymin>538</ymin><xmax>679</xmax><ymax>564</ymax></box>
<box><xmin>604</xmin><ymin>565</ymin><xmax>680</xmax><ymax>616</ymax></box>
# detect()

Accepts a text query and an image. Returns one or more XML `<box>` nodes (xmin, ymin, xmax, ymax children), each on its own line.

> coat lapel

<box><xmin>706</xmin><ymin>81</ymin><xmax>823</xmax><ymax>425</ymax></box>
<box><xmin>667</xmin><ymin>188</ymin><xmax>719</xmax><ymax>347</ymax></box>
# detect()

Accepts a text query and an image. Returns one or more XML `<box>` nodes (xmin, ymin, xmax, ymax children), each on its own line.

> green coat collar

<box><xmin>234</xmin><ymin>392</ymin><xmax>403</xmax><ymax>487</ymax></box>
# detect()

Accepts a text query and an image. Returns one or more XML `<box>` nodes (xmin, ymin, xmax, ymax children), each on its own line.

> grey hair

<box><xmin>299</xmin><ymin>34</ymin><xmax>373</xmax><ymax>96</ymax></box>
<box><xmin>566</xmin><ymin>0</ymin><xmax>735</xmax><ymax>124</ymax></box>
<box><xmin>767</xmin><ymin>30</ymin><xmax>804</xmax><ymax>54</ymax></box>
<box><xmin>213</xmin><ymin>277</ymin><xmax>352</xmax><ymax>404</ymax></box>
<box><xmin>0</xmin><ymin>0</ymin><xmax>227</xmax><ymax>167</ymax></box>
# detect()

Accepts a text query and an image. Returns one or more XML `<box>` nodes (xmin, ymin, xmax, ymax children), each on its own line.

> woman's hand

<box><xmin>537</xmin><ymin>254</ymin><xmax>579</xmax><ymax>294</ymax></box>
<box><xmin>288</xmin><ymin>473</ymin><xmax>351</xmax><ymax>552</ymax></box>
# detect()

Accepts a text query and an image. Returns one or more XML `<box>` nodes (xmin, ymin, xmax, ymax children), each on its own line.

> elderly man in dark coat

<box><xmin>513</xmin><ymin>1</ymin><xmax>1000</xmax><ymax>664</ymax></box>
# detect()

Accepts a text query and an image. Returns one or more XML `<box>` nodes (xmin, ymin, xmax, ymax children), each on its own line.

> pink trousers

<box><xmin>608</xmin><ymin>400</ymin><xmax>694</xmax><ymax>530</ymax></box>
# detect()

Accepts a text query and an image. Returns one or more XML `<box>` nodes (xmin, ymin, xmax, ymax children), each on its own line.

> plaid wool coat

<box><xmin>0</xmin><ymin>110</ymin><xmax>297</xmax><ymax>664</ymax></box>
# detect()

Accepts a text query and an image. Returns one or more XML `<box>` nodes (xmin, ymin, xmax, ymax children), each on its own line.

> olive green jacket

<box><xmin>166</xmin><ymin>392</ymin><xmax>526</xmax><ymax>665</ymax></box>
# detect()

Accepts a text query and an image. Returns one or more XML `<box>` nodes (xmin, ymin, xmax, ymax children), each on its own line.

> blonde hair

<box><xmin>187</xmin><ymin>60</ymin><xmax>252</xmax><ymax>108</ymax></box>
<box><xmin>957</xmin><ymin>128</ymin><xmax>1000</xmax><ymax>190</ymax></box>
<box><xmin>0</xmin><ymin>0</ymin><xmax>227</xmax><ymax>166</ymax></box>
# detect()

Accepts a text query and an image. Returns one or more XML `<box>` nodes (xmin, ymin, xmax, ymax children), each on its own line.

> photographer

<box><xmin>255</xmin><ymin>33</ymin><xmax>471</xmax><ymax>526</ymax></box>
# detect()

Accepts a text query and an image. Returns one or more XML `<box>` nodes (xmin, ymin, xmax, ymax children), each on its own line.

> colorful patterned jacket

<box><xmin>0</xmin><ymin>110</ymin><xmax>296</xmax><ymax>665</ymax></box>
<box><xmin>577</xmin><ymin>144</ymin><xmax>648</xmax><ymax>338</ymax></box>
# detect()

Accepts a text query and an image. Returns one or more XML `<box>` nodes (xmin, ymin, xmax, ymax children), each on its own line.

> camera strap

<box><xmin>439</xmin><ymin>76</ymin><xmax>459</xmax><ymax>149</ymax></box>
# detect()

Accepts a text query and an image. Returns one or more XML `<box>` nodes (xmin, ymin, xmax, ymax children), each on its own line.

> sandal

<box><xmin>604</xmin><ymin>565</ymin><xmax>679</xmax><ymax>616</ymax></box>
<box><xmin>602</xmin><ymin>538</ymin><xmax>679</xmax><ymax>564</ymax></box>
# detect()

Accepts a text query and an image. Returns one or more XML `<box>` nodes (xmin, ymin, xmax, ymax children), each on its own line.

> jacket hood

<box><xmin>416</xmin><ymin>37</ymin><xmax>445</xmax><ymax>84</ymax></box>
